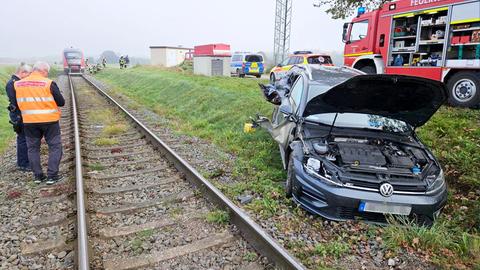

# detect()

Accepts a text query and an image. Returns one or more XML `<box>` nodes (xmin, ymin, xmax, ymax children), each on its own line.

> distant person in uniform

<box><xmin>125</xmin><ymin>55</ymin><xmax>130</xmax><ymax>68</ymax></box>
<box><xmin>5</xmin><ymin>63</ymin><xmax>33</xmax><ymax>172</ymax></box>
<box><xmin>14</xmin><ymin>61</ymin><xmax>65</xmax><ymax>184</ymax></box>
<box><xmin>102</xmin><ymin>57</ymin><xmax>107</xmax><ymax>68</ymax></box>
<box><xmin>119</xmin><ymin>56</ymin><xmax>126</xmax><ymax>69</ymax></box>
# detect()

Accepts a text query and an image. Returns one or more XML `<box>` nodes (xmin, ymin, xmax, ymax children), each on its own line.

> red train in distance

<box><xmin>63</xmin><ymin>48</ymin><xmax>85</xmax><ymax>74</ymax></box>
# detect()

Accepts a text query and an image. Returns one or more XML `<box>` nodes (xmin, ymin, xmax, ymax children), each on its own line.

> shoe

<box><xmin>17</xmin><ymin>166</ymin><xmax>32</xmax><ymax>172</ymax></box>
<box><xmin>46</xmin><ymin>175</ymin><xmax>63</xmax><ymax>185</ymax></box>
<box><xmin>34</xmin><ymin>174</ymin><xmax>46</xmax><ymax>184</ymax></box>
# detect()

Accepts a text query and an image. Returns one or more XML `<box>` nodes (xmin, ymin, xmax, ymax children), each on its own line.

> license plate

<box><xmin>358</xmin><ymin>201</ymin><xmax>411</xmax><ymax>215</ymax></box>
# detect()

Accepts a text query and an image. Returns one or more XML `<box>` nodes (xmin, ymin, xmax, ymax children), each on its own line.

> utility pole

<box><xmin>273</xmin><ymin>0</ymin><xmax>292</xmax><ymax>64</ymax></box>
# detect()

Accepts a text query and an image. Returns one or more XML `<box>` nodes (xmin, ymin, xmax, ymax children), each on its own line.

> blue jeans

<box><xmin>9</xmin><ymin>112</ymin><xmax>29</xmax><ymax>168</ymax></box>
<box><xmin>24</xmin><ymin>122</ymin><xmax>62</xmax><ymax>178</ymax></box>
<box><xmin>17</xmin><ymin>130</ymin><xmax>29</xmax><ymax>168</ymax></box>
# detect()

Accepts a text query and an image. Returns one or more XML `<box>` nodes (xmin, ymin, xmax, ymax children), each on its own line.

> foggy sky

<box><xmin>0</xmin><ymin>0</ymin><xmax>346</xmax><ymax>59</ymax></box>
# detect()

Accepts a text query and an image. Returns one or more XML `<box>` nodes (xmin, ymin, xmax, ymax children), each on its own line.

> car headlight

<box><xmin>426</xmin><ymin>169</ymin><xmax>445</xmax><ymax>192</ymax></box>
<box><xmin>304</xmin><ymin>157</ymin><xmax>342</xmax><ymax>187</ymax></box>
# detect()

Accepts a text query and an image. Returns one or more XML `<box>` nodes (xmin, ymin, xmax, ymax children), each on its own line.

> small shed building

<box><xmin>150</xmin><ymin>46</ymin><xmax>193</xmax><ymax>67</ymax></box>
<box><xmin>193</xmin><ymin>44</ymin><xmax>231</xmax><ymax>76</ymax></box>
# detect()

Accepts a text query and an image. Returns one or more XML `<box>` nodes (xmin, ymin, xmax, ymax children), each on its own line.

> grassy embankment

<box><xmin>0</xmin><ymin>67</ymin><xmax>15</xmax><ymax>153</ymax></box>
<box><xmin>95</xmin><ymin>66</ymin><xmax>479</xmax><ymax>268</ymax></box>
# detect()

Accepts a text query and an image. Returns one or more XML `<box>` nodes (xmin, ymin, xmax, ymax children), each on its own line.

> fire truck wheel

<box><xmin>359</xmin><ymin>65</ymin><xmax>376</xmax><ymax>74</ymax></box>
<box><xmin>447</xmin><ymin>72</ymin><xmax>480</xmax><ymax>108</ymax></box>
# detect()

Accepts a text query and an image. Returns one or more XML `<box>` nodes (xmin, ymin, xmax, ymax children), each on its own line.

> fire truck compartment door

<box><xmin>385</xmin><ymin>67</ymin><xmax>442</xmax><ymax>81</ymax></box>
<box><xmin>451</xmin><ymin>1</ymin><xmax>480</xmax><ymax>24</ymax></box>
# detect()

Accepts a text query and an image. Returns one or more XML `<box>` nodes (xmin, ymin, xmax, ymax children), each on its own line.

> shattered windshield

<box><xmin>305</xmin><ymin>113</ymin><xmax>412</xmax><ymax>133</ymax></box>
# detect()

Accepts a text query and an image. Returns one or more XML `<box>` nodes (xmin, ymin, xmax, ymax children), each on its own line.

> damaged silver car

<box><xmin>255</xmin><ymin>65</ymin><xmax>448</xmax><ymax>224</ymax></box>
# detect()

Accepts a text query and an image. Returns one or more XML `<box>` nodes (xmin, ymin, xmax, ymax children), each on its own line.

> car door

<box><xmin>271</xmin><ymin>75</ymin><xmax>305</xmax><ymax>166</ymax></box>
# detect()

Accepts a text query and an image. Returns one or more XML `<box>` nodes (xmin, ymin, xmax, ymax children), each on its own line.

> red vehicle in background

<box><xmin>342</xmin><ymin>0</ymin><xmax>480</xmax><ymax>107</ymax></box>
<box><xmin>63</xmin><ymin>48</ymin><xmax>85</xmax><ymax>74</ymax></box>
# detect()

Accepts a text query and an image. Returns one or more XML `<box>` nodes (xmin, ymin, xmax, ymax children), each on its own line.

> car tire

<box><xmin>446</xmin><ymin>71</ymin><xmax>480</xmax><ymax>108</ymax></box>
<box><xmin>285</xmin><ymin>154</ymin><xmax>295</xmax><ymax>198</ymax></box>
<box><xmin>359</xmin><ymin>65</ymin><xmax>376</xmax><ymax>74</ymax></box>
<box><xmin>270</xmin><ymin>73</ymin><xmax>276</xmax><ymax>84</ymax></box>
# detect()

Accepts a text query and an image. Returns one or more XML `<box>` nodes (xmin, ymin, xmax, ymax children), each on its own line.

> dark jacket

<box><xmin>6</xmin><ymin>75</ymin><xmax>21</xmax><ymax>122</ymax></box>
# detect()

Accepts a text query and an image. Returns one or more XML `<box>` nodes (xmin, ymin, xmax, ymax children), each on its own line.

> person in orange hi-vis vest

<box><xmin>14</xmin><ymin>61</ymin><xmax>65</xmax><ymax>185</ymax></box>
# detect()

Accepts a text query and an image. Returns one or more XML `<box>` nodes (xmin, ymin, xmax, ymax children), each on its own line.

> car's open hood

<box><xmin>303</xmin><ymin>75</ymin><xmax>447</xmax><ymax>127</ymax></box>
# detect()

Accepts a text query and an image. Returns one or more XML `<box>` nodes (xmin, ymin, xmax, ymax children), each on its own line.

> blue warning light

<box><xmin>357</xmin><ymin>7</ymin><xmax>366</xmax><ymax>16</ymax></box>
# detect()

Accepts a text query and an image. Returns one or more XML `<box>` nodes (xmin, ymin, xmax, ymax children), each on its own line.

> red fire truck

<box><xmin>342</xmin><ymin>0</ymin><xmax>480</xmax><ymax>107</ymax></box>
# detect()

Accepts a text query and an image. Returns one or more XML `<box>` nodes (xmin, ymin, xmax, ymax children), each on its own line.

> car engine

<box><xmin>311</xmin><ymin>137</ymin><xmax>430</xmax><ymax>175</ymax></box>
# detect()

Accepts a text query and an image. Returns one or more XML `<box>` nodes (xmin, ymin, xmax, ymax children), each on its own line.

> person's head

<box><xmin>15</xmin><ymin>63</ymin><xmax>32</xmax><ymax>79</ymax></box>
<box><xmin>32</xmin><ymin>61</ymin><xmax>50</xmax><ymax>77</ymax></box>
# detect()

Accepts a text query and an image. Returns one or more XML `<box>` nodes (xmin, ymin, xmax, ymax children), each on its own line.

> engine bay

<box><xmin>310</xmin><ymin>137</ymin><xmax>431</xmax><ymax>176</ymax></box>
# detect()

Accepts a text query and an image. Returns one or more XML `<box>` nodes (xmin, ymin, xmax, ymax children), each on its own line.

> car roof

<box><xmin>233</xmin><ymin>52</ymin><xmax>263</xmax><ymax>56</ymax></box>
<box><xmin>289</xmin><ymin>53</ymin><xmax>331</xmax><ymax>57</ymax></box>
<box><xmin>302</xmin><ymin>65</ymin><xmax>364</xmax><ymax>88</ymax></box>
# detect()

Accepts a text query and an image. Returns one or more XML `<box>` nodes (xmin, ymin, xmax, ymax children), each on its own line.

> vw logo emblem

<box><xmin>379</xmin><ymin>183</ymin><xmax>394</xmax><ymax>197</ymax></box>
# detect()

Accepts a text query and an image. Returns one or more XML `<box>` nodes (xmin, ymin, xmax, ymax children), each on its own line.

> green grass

<box><xmin>243</xmin><ymin>251</ymin><xmax>258</xmax><ymax>262</ymax></box>
<box><xmin>0</xmin><ymin>67</ymin><xmax>16</xmax><ymax>153</ymax></box>
<box><xmin>87</xmin><ymin>162</ymin><xmax>105</xmax><ymax>171</ymax></box>
<box><xmin>94</xmin><ymin>66</ymin><xmax>480</xmax><ymax>268</ymax></box>
<box><xmin>205</xmin><ymin>209</ymin><xmax>230</xmax><ymax>225</ymax></box>
<box><xmin>130</xmin><ymin>229</ymin><xmax>155</xmax><ymax>255</ymax></box>
<box><xmin>314</xmin><ymin>240</ymin><xmax>350</xmax><ymax>259</ymax></box>
<box><xmin>94</xmin><ymin>137</ymin><xmax>119</xmax><ymax>146</ymax></box>
<box><xmin>102</xmin><ymin>123</ymin><xmax>127</xmax><ymax>136</ymax></box>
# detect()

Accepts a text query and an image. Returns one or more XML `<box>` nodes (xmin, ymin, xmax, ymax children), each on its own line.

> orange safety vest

<box><xmin>14</xmin><ymin>72</ymin><xmax>61</xmax><ymax>124</ymax></box>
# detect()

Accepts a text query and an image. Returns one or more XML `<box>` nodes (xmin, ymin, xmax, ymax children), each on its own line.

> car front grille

<box><xmin>348</xmin><ymin>179</ymin><xmax>427</xmax><ymax>193</ymax></box>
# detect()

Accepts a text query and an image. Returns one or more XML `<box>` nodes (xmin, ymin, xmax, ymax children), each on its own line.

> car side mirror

<box><xmin>277</xmin><ymin>63</ymin><xmax>283</xmax><ymax>67</ymax></box>
<box><xmin>259</xmin><ymin>83</ymin><xmax>282</xmax><ymax>105</ymax></box>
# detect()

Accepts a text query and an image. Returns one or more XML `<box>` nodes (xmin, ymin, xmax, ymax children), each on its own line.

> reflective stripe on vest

<box><xmin>14</xmin><ymin>72</ymin><xmax>61</xmax><ymax>123</ymax></box>
<box><xmin>17</xmin><ymin>97</ymin><xmax>55</xmax><ymax>102</ymax></box>
<box><xmin>22</xmin><ymin>109</ymin><xmax>59</xmax><ymax>115</ymax></box>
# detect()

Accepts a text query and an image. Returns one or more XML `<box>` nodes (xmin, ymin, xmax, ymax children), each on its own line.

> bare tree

<box><xmin>314</xmin><ymin>0</ymin><xmax>392</xmax><ymax>19</ymax></box>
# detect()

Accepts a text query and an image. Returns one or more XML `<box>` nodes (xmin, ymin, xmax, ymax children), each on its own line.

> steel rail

<box><xmin>81</xmin><ymin>75</ymin><xmax>305</xmax><ymax>270</ymax></box>
<box><xmin>69</xmin><ymin>75</ymin><xmax>90</xmax><ymax>270</ymax></box>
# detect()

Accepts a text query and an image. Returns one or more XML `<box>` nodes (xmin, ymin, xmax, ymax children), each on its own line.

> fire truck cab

<box><xmin>343</xmin><ymin>0</ymin><xmax>480</xmax><ymax>107</ymax></box>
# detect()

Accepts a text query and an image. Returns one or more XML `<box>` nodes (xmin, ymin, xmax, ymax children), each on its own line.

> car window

<box><xmin>280</xmin><ymin>57</ymin><xmax>290</xmax><ymax>66</ymax></box>
<box><xmin>232</xmin><ymin>55</ymin><xmax>243</xmax><ymax>62</ymax></box>
<box><xmin>295</xmin><ymin>56</ymin><xmax>304</xmax><ymax>64</ymax></box>
<box><xmin>289</xmin><ymin>76</ymin><xmax>304</xmax><ymax>111</ymax></box>
<box><xmin>305</xmin><ymin>113</ymin><xmax>412</xmax><ymax>133</ymax></box>
<box><xmin>245</xmin><ymin>54</ymin><xmax>263</xmax><ymax>62</ymax></box>
<box><xmin>349</xmin><ymin>20</ymin><xmax>369</xmax><ymax>42</ymax></box>
<box><xmin>307</xmin><ymin>56</ymin><xmax>333</xmax><ymax>65</ymax></box>
<box><xmin>287</xmin><ymin>57</ymin><xmax>298</xmax><ymax>65</ymax></box>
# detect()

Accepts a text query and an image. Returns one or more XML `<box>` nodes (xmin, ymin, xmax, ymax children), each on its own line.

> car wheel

<box><xmin>270</xmin><ymin>73</ymin><xmax>276</xmax><ymax>84</ymax></box>
<box><xmin>285</xmin><ymin>154</ymin><xmax>295</xmax><ymax>198</ymax></box>
<box><xmin>359</xmin><ymin>65</ymin><xmax>376</xmax><ymax>74</ymax></box>
<box><xmin>446</xmin><ymin>71</ymin><xmax>480</xmax><ymax>108</ymax></box>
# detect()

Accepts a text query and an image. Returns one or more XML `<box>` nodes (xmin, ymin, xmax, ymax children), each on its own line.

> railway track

<box><xmin>63</xmin><ymin>74</ymin><xmax>304</xmax><ymax>269</ymax></box>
